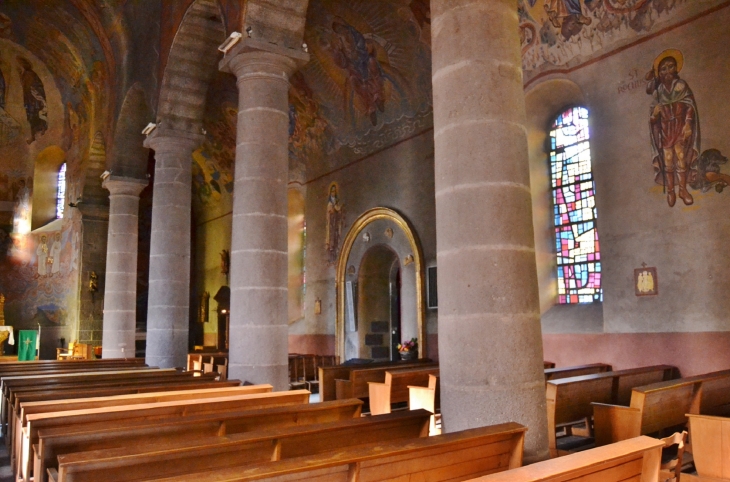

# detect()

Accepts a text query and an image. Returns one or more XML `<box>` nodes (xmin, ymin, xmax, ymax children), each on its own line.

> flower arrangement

<box><xmin>397</xmin><ymin>338</ymin><xmax>418</xmax><ymax>353</ymax></box>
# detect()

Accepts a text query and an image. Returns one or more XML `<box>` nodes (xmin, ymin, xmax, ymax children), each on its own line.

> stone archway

<box><xmin>336</xmin><ymin>208</ymin><xmax>426</xmax><ymax>361</ymax></box>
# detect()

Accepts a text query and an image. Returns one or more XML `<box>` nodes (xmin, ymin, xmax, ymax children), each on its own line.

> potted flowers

<box><xmin>397</xmin><ymin>338</ymin><xmax>418</xmax><ymax>361</ymax></box>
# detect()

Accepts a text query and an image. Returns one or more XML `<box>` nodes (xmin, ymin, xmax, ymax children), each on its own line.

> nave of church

<box><xmin>0</xmin><ymin>0</ymin><xmax>729</xmax><ymax>480</ymax></box>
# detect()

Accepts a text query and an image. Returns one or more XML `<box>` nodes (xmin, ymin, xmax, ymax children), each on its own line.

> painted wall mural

<box><xmin>291</xmin><ymin>0</ymin><xmax>433</xmax><ymax>177</ymax></box>
<box><xmin>518</xmin><ymin>0</ymin><xmax>727</xmax><ymax>84</ymax></box>
<box><xmin>646</xmin><ymin>49</ymin><xmax>729</xmax><ymax>207</ymax></box>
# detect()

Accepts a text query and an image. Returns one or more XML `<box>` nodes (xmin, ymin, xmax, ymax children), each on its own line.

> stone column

<box><xmin>220</xmin><ymin>41</ymin><xmax>308</xmax><ymax>390</ymax></box>
<box><xmin>432</xmin><ymin>0</ymin><xmax>549</xmax><ymax>461</ymax></box>
<box><xmin>101</xmin><ymin>177</ymin><xmax>148</xmax><ymax>359</ymax></box>
<box><xmin>143</xmin><ymin>129</ymin><xmax>203</xmax><ymax>368</ymax></box>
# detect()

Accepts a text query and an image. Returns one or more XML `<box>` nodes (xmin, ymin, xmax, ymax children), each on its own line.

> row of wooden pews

<box><xmin>0</xmin><ymin>358</ymin><xmax>244</xmax><ymax>482</ymax></box>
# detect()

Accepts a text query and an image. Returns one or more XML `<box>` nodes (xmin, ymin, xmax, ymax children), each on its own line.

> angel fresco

<box><xmin>646</xmin><ymin>49</ymin><xmax>729</xmax><ymax>207</ymax></box>
<box><xmin>544</xmin><ymin>0</ymin><xmax>592</xmax><ymax>40</ymax></box>
<box><xmin>16</xmin><ymin>57</ymin><xmax>47</xmax><ymax>144</ymax></box>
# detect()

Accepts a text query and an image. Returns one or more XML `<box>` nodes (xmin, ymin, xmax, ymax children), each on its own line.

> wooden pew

<box><xmin>52</xmin><ymin>410</ymin><xmax>432</xmax><ymax>482</ymax></box>
<box><xmin>409</xmin><ymin>373</ymin><xmax>440</xmax><ymax>435</ymax></box>
<box><xmin>546</xmin><ymin>365</ymin><xmax>676</xmax><ymax>456</ymax></box>
<box><xmin>4</xmin><ymin>368</ymin><xmax>182</xmax><ymax>451</ymax></box>
<box><xmin>592</xmin><ymin>369</ymin><xmax>730</xmax><ymax>446</ymax></box>
<box><xmin>319</xmin><ymin>358</ymin><xmax>433</xmax><ymax>401</ymax></box>
<box><xmin>20</xmin><ymin>390</ymin><xmax>311</xmax><ymax>482</ymax></box>
<box><xmin>135</xmin><ymin>422</ymin><xmax>526</xmax><ymax>482</ymax></box>
<box><xmin>368</xmin><ymin>366</ymin><xmax>439</xmax><ymax>415</ymax></box>
<box><xmin>686</xmin><ymin>414</ymin><xmax>730</xmax><ymax>481</ymax></box>
<box><xmin>35</xmin><ymin>399</ymin><xmax>363</xmax><ymax>482</ymax></box>
<box><xmin>544</xmin><ymin>363</ymin><xmax>612</xmax><ymax>382</ymax></box>
<box><xmin>544</xmin><ymin>362</ymin><xmax>556</xmax><ymax>369</ymax></box>
<box><xmin>15</xmin><ymin>383</ymin><xmax>266</xmax><ymax>463</ymax></box>
<box><xmin>335</xmin><ymin>361</ymin><xmax>439</xmax><ymax>400</ymax></box>
<box><xmin>470</xmin><ymin>435</ymin><xmax>664</xmax><ymax>482</ymax></box>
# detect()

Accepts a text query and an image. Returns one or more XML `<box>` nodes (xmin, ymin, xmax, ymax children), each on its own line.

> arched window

<box><xmin>56</xmin><ymin>163</ymin><xmax>66</xmax><ymax>219</ymax></box>
<box><xmin>550</xmin><ymin>107</ymin><xmax>602</xmax><ymax>304</ymax></box>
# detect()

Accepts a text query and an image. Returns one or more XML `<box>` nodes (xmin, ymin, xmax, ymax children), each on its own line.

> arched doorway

<box><xmin>356</xmin><ymin>244</ymin><xmax>400</xmax><ymax>361</ymax></box>
<box><xmin>336</xmin><ymin>208</ymin><xmax>425</xmax><ymax>361</ymax></box>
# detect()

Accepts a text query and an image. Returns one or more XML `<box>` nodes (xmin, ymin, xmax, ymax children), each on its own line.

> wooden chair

<box><xmin>658</xmin><ymin>431</ymin><xmax>687</xmax><ymax>482</ymax></box>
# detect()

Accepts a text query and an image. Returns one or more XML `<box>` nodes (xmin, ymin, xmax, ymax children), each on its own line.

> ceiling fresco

<box><xmin>519</xmin><ymin>0</ymin><xmax>727</xmax><ymax>83</ymax></box>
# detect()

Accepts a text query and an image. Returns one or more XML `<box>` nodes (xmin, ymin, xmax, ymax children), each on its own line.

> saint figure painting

<box><xmin>325</xmin><ymin>183</ymin><xmax>343</xmax><ymax>265</ymax></box>
<box><xmin>17</xmin><ymin>57</ymin><xmax>48</xmax><ymax>144</ymax></box>
<box><xmin>646</xmin><ymin>49</ymin><xmax>729</xmax><ymax>206</ymax></box>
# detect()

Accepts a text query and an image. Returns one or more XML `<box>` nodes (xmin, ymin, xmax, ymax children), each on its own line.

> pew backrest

<box><xmin>544</xmin><ymin>363</ymin><xmax>612</xmax><ymax>382</ymax></box>
<box><xmin>135</xmin><ymin>422</ymin><xmax>527</xmax><ymax>482</ymax></box>
<box><xmin>54</xmin><ymin>410</ymin><xmax>433</xmax><ymax>482</ymax></box>
<box><xmin>35</xmin><ymin>399</ymin><xmax>364</xmax><ymax>482</ymax></box>
<box><xmin>468</xmin><ymin>436</ymin><xmax>664</xmax><ymax>482</ymax></box>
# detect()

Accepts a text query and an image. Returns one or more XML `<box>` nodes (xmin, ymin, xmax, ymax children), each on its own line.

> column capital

<box><xmin>219</xmin><ymin>38</ymin><xmax>309</xmax><ymax>82</ymax></box>
<box><xmin>102</xmin><ymin>176</ymin><xmax>149</xmax><ymax>197</ymax></box>
<box><xmin>143</xmin><ymin>127</ymin><xmax>205</xmax><ymax>152</ymax></box>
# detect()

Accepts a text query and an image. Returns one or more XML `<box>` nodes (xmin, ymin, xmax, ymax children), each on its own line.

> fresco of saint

<box><xmin>16</xmin><ymin>57</ymin><xmax>48</xmax><ymax>144</ymax></box>
<box><xmin>50</xmin><ymin>232</ymin><xmax>62</xmax><ymax>276</ymax></box>
<box><xmin>325</xmin><ymin>183</ymin><xmax>343</xmax><ymax>265</ymax></box>
<box><xmin>645</xmin><ymin>49</ymin><xmax>699</xmax><ymax>207</ymax></box>
<box><xmin>36</xmin><ymin>235</ymin><xmax>48</xmax><ymax>278</ymax></box>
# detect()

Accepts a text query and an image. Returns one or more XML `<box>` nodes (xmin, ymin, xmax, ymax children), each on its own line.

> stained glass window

<box><xmin>550</xmin><ymin>107</ymin><xmax>602</xmax><ymax>304</ymax></box>
<box><xmin>56</xmin><ymin>163</ymin><xmax>66</xmax><ymax>219</ymax></box>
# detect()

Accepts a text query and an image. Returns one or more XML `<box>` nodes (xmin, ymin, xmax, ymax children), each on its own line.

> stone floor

<box><xmin>0</xmin><ymin>437</ymin><xmax>14</xmax><ymax>482</ymax></box>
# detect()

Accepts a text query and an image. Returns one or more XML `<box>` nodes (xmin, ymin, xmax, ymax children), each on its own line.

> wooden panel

<box><xmin>698</xmin><ymin>377</ymin><xmax>730</xmax><ymax>416</ymax></box>
<box><xmin>688</xmin><ymin>414</ymin><xmax>730</xmax><ymax>479</ymax></box>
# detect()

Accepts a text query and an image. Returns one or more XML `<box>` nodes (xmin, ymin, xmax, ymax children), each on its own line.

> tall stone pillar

<box><xmin>101</xmin><ymin>177</ymin><xmax>147</xmax><ymax>359</ymax></box>
<box><xmin>143</xmin><ymin>130</ymin><xmax>202</xmax><ymax>368</ymax></box>
<box><xmin>220</xmin><ymin>41</ymin><xmax>308</xmax><ymax>390</ymax></box>
<box><xmin>432</xmin><ymin>0</ymin><xmax>549</xmax><ymax>461</ymax></box>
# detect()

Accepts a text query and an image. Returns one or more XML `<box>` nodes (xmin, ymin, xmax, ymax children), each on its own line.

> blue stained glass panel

<box><xmin>550</xmin><ymin>107</ymin><xmax>602</xmax><ymax>304</ymax></box>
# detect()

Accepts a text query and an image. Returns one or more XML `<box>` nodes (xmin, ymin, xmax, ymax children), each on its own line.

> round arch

<box><xmin>335</xmin><ymin>207</ymin><xmax>426</xmax><ymax>360</ymax></box>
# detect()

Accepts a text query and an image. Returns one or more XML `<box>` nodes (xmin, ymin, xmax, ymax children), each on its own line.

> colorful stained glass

<box><xmin>56</xmin><ymin>163</ymin><xmax>66</xmax><ymax>219</ymax></box>
<box><xmin>550</xmin><ymin>107</ymin><xmax>602</xmax><ymax>304</ymax></box>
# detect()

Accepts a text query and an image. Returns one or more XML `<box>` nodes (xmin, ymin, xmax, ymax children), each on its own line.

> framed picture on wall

<box><xmin>427</xmin><ymin>266</ymin><xmax>438</xmax><ymax>309</ymax></box>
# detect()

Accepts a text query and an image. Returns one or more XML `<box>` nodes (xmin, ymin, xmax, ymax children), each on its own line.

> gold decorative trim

<box><xmin>335</xmin><ymin>207</ymin><xmax>426</xmax><ymax>360</ymax></box>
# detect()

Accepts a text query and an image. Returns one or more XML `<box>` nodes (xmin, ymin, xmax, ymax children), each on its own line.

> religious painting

<box><xmin>16</xmin><ymin>56</ymin><xmax>48</xmax><ymax>144</ymax></box>
<box><xmin>646</xmin><ymin>49</ymin><xmax>729</xmax><ymax>207</ymax></box>
<box><xmin>325</xmin><ymin>182</ymin><xmax>343</xmax><ymax>265</ymax></box>
<box><xmin>634</xmin><ymin>267</ymin><xmax>658</xmax><ymax>296</ymax></box>
<box><xmin>518</xmin><ymin>0</ymin><xmax>725</xmax><ymax>83</ymax></box>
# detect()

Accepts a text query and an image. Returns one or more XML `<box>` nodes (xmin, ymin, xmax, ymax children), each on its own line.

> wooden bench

<box><xmin>51</xmin><ymin>410</ymin><xmax>432</xmax><ymax>482</ymax></box>
<box><xmin>470</xmin><ymin>435</ymin><xmax>664</xmax><ymax>482</ymax></box>
<box><xmin>15</xmin><ymin>384</ymin><xmax>264</xmax><ymax>470</ymax></box>
<box><xmin>335</xmin><ymin>362</ymin><xmax>439</xmax><ymax>400</ymax></box>
<box><xmin>546</xmin><ymin>365</ymin><xmax>676</xmax><ymax>456</ymax></box>
<box><xmin>136</xmin><ymin>422</ymin><xmax>526</xmax><ymax>482</ymax></box>
<box><xmin>20</xmin><ymin>390</ymin><xmax>310</xmax><ymax>482</ymax></box>
<box><xmin>319</xmin><ymin>358</ymin><xmax>433</xmax><ymax>401</ymax></box>
<box><xmin>593</xmin><ymin>369</ymin><xmax>730</xmax><ymax>446</ymax></box>
<box><xmin>35</xmin><ymin>398</ymin><xmax>363</xmax><ymax>482</ymax></box>
<box><xmin>544</xmin><ymin>363</ymin><xmax>612</xmax><ymax>382</ymax></box>
<box><xmin>686</xmin><ymin>414</ymin><xmax>730</xmax><ymax>481</ymax></box>
<box><xmin>4</xmin><ymin>368</ymin><xmax>183</xmax><ymax>450</ymax></box>
<box><xmin>368</xmin><ymin>366</ymin><xmax>439</xmax><ymax>415</ymax></box>
<box><xmin>6</xmin><ymin>372</ymin><xmax>221</xmax><ymax>451</ymax></box>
